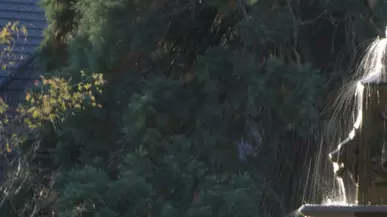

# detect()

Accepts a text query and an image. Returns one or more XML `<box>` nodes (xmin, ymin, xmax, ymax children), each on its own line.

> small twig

<box><xmin>298</xmin><ymin>11</ymin><xmax>328</xmax><ymax>26</ymax></box>
<box><xmin>381</xmin><ymin>111</ymin><xmax>387</xmax><ymax>120</ymax></box>
<box><xmin>237</xmin><ymin>0</ymin><xmax>248</xmax><ymax>19</ymax></box>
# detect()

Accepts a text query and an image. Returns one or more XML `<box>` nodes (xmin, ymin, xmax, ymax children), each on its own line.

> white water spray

<box><xmin>320</xmin><ymin>27</ymin><xmax>387</xmax><ymax>205</ymax></box>
<box><xmin>356</xmin><ymin>28</ymin><xmax>387</xmax><ymax>83</ymax></box>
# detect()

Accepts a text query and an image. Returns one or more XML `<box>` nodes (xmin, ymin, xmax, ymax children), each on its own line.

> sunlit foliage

<box><xmin>0</xmin><ymin>22</ymin><xmax>28</xmax><ymax>71</ymax></box>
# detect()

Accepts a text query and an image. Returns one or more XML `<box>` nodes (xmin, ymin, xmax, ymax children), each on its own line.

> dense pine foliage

<box><xmin>1</xmin><ymin>0</ymin><xmax>387</xmax><ymax>216</ymax></box>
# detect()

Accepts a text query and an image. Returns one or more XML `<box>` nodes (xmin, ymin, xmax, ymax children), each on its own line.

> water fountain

<box><xmin>288</xmin><ymin>29</ymin><xmax>387</xmax><ymax>217</ymax></box>
<box><xmin>296</xmin><ymin>81</ymin><xmax>387</xmax><ymax>217</ymax></box>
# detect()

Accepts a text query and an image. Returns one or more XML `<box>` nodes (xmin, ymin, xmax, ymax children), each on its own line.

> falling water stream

<box><xmin>312</xmin><ymin>27</ymin><xmax>387</xmax><ymax>206</ymax></box>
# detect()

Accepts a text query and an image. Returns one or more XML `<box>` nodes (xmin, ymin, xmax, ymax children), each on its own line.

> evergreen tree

<box><xmin>1</xmin><ymin>0</ymin><xmax>387</xmax><ymax>216</ymax></box>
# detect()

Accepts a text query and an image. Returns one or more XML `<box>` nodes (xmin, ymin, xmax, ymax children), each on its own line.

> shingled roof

<box><xmin>0</xmin><ymin>0</ymin><xmax>47</xmax><ymax>106</ymax></box>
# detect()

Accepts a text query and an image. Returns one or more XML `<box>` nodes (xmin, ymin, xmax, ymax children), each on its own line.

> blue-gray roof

<box><xmin>0</xmin><ymin>0</ymin><xmax>46</xmax><ymax>105</ymax></box>
<box><xmin>0</xmin><ymin>0</ymin><xmax>46</xmax><ymax>77</ymax></box>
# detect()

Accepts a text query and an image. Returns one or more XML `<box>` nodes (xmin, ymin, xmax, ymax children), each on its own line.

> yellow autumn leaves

<box><xmin>0</xmin><ymin>21</ymin><xmax>27</xmax><ymax>43</ymax></box>
<box><xmin>23</xmin><ymin>72</ymin><xmax>104</xmax><ymax>128</ymax></box>
<box><xmin>0</xmin><ymin>21</ymin><xmax>28</xmax><ymax>71</ymax></box>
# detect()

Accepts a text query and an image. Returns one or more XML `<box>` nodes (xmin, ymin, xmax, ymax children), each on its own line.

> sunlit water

<box><xmin>310</xmin><ymin>27</ymin><xmax>387</xmax><ymax>206</ymax></box>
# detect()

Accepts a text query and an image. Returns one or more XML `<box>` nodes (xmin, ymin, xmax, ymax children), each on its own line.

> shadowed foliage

<box><xmin>0</xmin><ymin>0</ymin><xmax>387</xmax><ymax>217</ymax></box>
